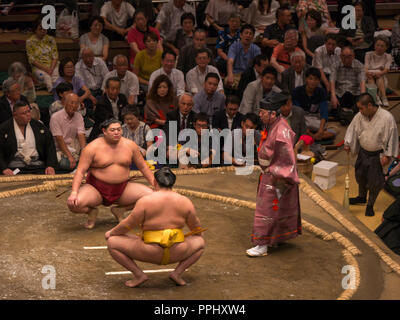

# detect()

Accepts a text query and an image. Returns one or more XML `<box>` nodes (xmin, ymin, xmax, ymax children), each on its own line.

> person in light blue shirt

<box><xmin>226</xmin><ymin>24</ymin><xmax>261</xmax><ymax>90</ymax></box>
<box><xmin>193</xmin><ymin>73</ymin><xmax>225</xmax><ymax>125</ymax></box>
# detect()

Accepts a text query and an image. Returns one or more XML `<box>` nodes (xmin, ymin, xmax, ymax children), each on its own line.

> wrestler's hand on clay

<box><xmin>67</xmin><ymin>191</ymin><xmax>79</xmax><ymax>207</ymax></box>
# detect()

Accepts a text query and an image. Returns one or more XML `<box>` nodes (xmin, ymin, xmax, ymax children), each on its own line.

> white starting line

<box><xmin>83</xmin><ymin>246</ymin><xmax>107</xmax><ymax>250</ymax></box>
<box><xmin>105</xmin><ymin>269</ymin><xmax>177</xmax><ymax>275</ymax></box>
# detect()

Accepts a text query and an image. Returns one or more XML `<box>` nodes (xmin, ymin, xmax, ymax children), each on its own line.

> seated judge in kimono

<box><xmin>0</xmin><ymin>101</ymin><xmax>57</xmax><ymax>175</ymax></box>
<box><xmin>246</xmin><ymin>92</ymin><xmax>302</xmax><ymax>257</ymax></box>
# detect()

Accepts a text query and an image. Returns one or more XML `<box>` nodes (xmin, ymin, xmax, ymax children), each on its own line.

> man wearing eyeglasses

<box><xmin>330</xmin><ymin>46</ymin><xmax>366</xmax><ymax>123</ymax></box>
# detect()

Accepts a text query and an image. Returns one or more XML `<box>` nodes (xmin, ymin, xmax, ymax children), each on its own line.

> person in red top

<box><xmin>126</xmin><ymin>10</ymin><xmax>163</xmax><ymax>67</ymax></box>
<box><xmin>270</xmin><ymin>29</ymin><xmax>304</xmax><ymax>73</ymax></box>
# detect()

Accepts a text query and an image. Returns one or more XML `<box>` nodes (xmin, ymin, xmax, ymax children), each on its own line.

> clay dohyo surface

<box><xmin>0</xmin><ymin>171</ymin><xmax>395</xmax><ymax>299</ymax></box>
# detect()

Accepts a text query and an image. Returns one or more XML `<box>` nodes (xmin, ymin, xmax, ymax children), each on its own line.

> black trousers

<box><xmin>355</xmin><ymin>148</ymin><xmax>385</xmax><ymax>207</ymax></box>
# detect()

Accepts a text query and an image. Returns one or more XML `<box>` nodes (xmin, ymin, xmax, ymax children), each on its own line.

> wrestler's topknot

<box><xmin>154</xmin><ymin>167</ymin><xmax>176</xmax><ymax>188</ymax></box>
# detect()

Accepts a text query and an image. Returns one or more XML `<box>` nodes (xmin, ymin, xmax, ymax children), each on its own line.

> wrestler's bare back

<box><xmin>84</xmin><ymin>137</ymin><xmax>140</xmax><ymax>184</ymax></box>
<box><xmin>127</xmin><ymin>191</ymin><xmax>200</xmax><ymax>232</ymax></box>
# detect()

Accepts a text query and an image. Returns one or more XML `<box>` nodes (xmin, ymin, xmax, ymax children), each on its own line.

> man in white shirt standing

<box><xmin>344</xmin><ymin>93</ymin><xmax>398</xmax><ymax>217</ymax></box>
<box><xmin>75</xmin><ymin>47</ymin><xmax>109</xmax><ymax>98</ymax></box>
<box><xmin>148</xmin><ymin>51</ymin><xmax>185</xmax><ymax>97</ymax></box>
<box><xmin>186</xmin><ymin>48</ymin><xmax>224</xmax><ymax>95</ymax></box>
<box><xmin>102</xmin><ymin>54</ymin><xmax>139</xmax><ymax>105</ymax></box>
<box><xmin>312</xmin><ymin>34</ymin><xmax>341</xmax><ymax>93</ymax></box>
<box><xmin>100</xmin><ymin>0</ymin><xmax>135</xmax><ymax>40</ymax></box>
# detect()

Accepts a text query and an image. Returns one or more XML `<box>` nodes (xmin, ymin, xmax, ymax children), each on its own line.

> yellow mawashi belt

<box><xmin>142</xmin><ymin>229</ymin><xmax>185</xmax><ymax>265</ymax></box>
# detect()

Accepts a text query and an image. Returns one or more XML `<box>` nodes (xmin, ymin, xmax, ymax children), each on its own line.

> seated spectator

<box><xmin>102</xmin><ymin>55</ymin><xmax>140</xmax><ymax>105</ymax></box>
<box><xmin>165</xmin><ymin>93</ymin><xmax>196</xmax><ymax>156</ymax></box>
<box><xmin>280</xmin><ymin>96</ymin><xmax>307</xmax><ymax>143</ymax></box>
<box><xmin>92</xmin><ymin>0</ymin><xmax>136</xmax><ymax>16</ymax></box>
<box><xmin>296</xmin><ymin>0</ymin><xmax>333</xmax><ymax>27</ymax></box>
<box><xmin>8</xmin><ymin>62</ymin><xmax>36</xmax><ymax>104</ymax></box>
<box><xmin>100</xmin><ymin>0</ymin><xmax>135</xmax><ymax>41</ymax></box>
<box><xmin>0</xmin><ymin>101</ymin><xmax>57</xmax><ymax>175</ymax></box>
<box><xmin>0</xmin><ymin>78</ymin><xmax>30</xmax><ymax>125</ymax></box>
<box><xmin>299</xmin><ymin>10</ymin><xmax>327</xmax><ymax>63</ymax></box>
<box><xmin>177</xmin><ymin>29</ymin><xmax>214</xmax><ymax>76</ymax></box>
<box><xmin>186</xmin><ymin>48</ymin><xmax>224</xmax><ymax>96</ymax></box>
<box><xmin>53</xmin><ymin>58</ymin><xmax>95</xmax><ymax>112</ymax></box>
<box><xmin>292</xmin><ymin>68</ymin><xmax>334</xmax><ymax>141</ymax></box>
<box><xmin>169</xmin><ymin>12</ymin><xmax>196</xmax><ymax>55</ymax></box>
<box><xmin>339</xmin><ymin>1</ymin><xmax>375</xmax><ymax>63</ymax></box>
<box><xmin>89</xmin><ymin>77</ymin><xmax>128</xmax><ymax>141</ymax></box>
<box><xmin>149</xmin><ymin>51</ymin><xmax>185</xmax><ymax>97</ymax></box>
<box><xmin>155</xmin><ymin>0</ymin><xmax>196</xmax><ymax>45</ymax></box>
<box><xmin>212</xmin><ymin>95</ymin><xmax>243</xmax><ymax>131</ymax></box>
<box><xmin>145</xmin><ymin>75</ymin><xmax>178</xmax><ymax>129</ymax></box>
<box><xmin>226</xmin><ymin>24</ymin><xmax>261</xmax><ymax>90</ymax></box>
<box><xmin>127</xmin><ymin>9</ymin><xmax>162</xmax><ymax>67</ymax></box>
<box><xmin>312</xmin><ymin>33</ymin><xmax>341</xmax><ymax>93</ymax></box>
<box><xmin>133</xmin><ymin>32</ymin><xmax>163</xmax><ymax>92</ymax></box>
<box><xmin>50</xmin><ymin>82</ymin><xmax>72</xmax><ymax>116</ymax></box>
<box><xmin>75</xmin><ymin>47</ymin><xmax>109</xmax><ymax>99</ymax></box>
<box><xmin>215</xmin><ymin>12</ymin><xmax>241</xmax><ymax>74</ymax></box>
<box><xmin>178</xmin><ymin>112</ymin><xmax>216</xmax><ymax>169</ymax></box>
<box><xmin>205</xmin><ymin>0</ymin><xmax>240</xmax><ymax>33</ymax></box>
<box><xmin>222</xmin><ymin>112</ymin><xmax>261</xmax><ymax>166</ymax></box>
<box><xmin>193</xmin><ymin>73</ymin><xmax>226</xmax><ymax>124</ymax></box>
<box><xmin>280</xmin><ymin>50</ymin><xmax>308</xmax><ymax>94</ymax></box>
<box><xmin>50</xmin><ymin>93</ymin><xmax>86</xmax><ymax>171</ymax></box>
<box><xmin>261</xmin><ymin>4</ymin><xmax>294</xmax><ymax>59</ymax></box>
<box><xmin>50</xmin><ymin>82</ymin><xmax>86</xmax><ymax>118</ymax></box>
<box><xmin>330</xmin><ymin>46</ymin><xmax>366</xmax><ymax>114</ymax></box>
<box><xmin>270</xmin><ymin>29</ymin><xmax>304</xmax><ymax>73</ymax></box>
<box><xmin>26</xmin><ymin>17</ymin><xmax>59</xmax><ymax>92</ymax></box>
<box><xmin>237</xmin><ymin>54</ymin><xmax>269</xmax><ymax>99</ymax></box>
<box><xmin>365</xmin><ymin>36</ymin><xmax>392</xmax><ymax>107</ymax></box>
<box><xmin>121</xmin><ymin>105</ymin><xmax>153</xmax><ymax>157</ymax></box>
<box><xmin>244</xmin><ymin>0</ymin><xmax>280</xmax><ymax>37</ymax></box>
<box><xmin>79</xmin><ymin>16</ymin><xmax>110</xmax><ymax>62</ymax></box>
<box><xmin>391</xmin><ymin>17</ymin><xmax>400</xmax><ymax>69</ymax></box>
<box><xmin>164</xmin><ymin>92</ymin><xmax>197</xmax><ymax>137</ymax></box>
<box><xmin>239</xmin><ymin>66</ymin><xmax>281</xmax><ymax>115</ymax></box>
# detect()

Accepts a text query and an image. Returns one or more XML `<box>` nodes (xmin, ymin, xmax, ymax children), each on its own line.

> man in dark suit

<box><xmin>237</xmin><ymin>54</ymin><xmax>269</xmax><ymax>100</ymax></box>
<box><xmin>164</xmin><ymin>93</ymin><xmax>196</xmax><ymax>145</ymax></box>
<box><xmin>88</xmin><ymin>77</ymin><xmax>128</xmax><ymax>142</ymax></box>
<box><xmin>212</xmin><ymin>95</ymin><xmax>243</xmax><ymax>131</ymax></box>
<box><xmin>0</xmin><ymin>78</ymin><xmax>30</xmax><ymax>125</ymax></box>
<box><xmin>280</xmin><ymin>95</ymin><xmax>307</xmax><ymax>144</ymax></box>
<box><xmin>0</xmin><ymin>101</ymin><xmax>57</xmax><ymax>175</ymax></box>
<box><xmin>279</xmin><ymin>51</ymin><xmax>309</xmax><ymax>95</ymax></box>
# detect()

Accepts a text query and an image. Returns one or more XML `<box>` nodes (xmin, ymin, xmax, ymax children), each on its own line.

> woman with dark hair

<box><xmin>26</xmin><ymin>16</ymin><xmax>60</xmax><ymax>92</ymax></box>
<box><xmin>80</xmin><ymin>16</ymin><xmax>110</xmax><ymax>61</ymax></box>
<box><xmin>53</xmin><ymin>58</ymin><xmax>96</xmax><ymax>108</ymax></box>
<box><xmin>169</xmin><ymin>12</ymin><xmax>195</xmax><ymax>55</ymax></box>
<box><xmin>127</xmin><ymin>10</ymin><xmax>162</xmax><ymax>67</ymax></box>
<box><xmin>244</xmin><ymin>0</ymin><xmax>280</xmax><ymax>36</ymax></box>
<box><xmin>133</xmin><ymin>32</ymin><xmax>163</xmax><ymax>92</ymax></box>
<box><xmin>206</xmin><ymin>0</ymin><xmax>241</xmax><ymax>33</ymax></box>
<box><xmin>296</xmin><ymin>0</ymin><xmax>333</xmax><ymax>27</ymax></box>
<box><xmin>144</xmin><ymin>74</ymin><xmax>178</xmax><ymax>129</ymax></box>
<box><xmin>300</xmin><ymin>9</ymin><xmax>327</xmax><ymax>60</ymax></box>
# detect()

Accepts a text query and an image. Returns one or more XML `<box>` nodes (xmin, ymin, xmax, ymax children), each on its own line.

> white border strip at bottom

<box><xmin>106</xmin><ymin>269</ymin><xmax>176</xmax><ymax>275</ymax></box>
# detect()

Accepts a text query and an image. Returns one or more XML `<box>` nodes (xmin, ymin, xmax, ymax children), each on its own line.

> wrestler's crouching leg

<box><xmin>110</xmin><ymin>205</ymin><xmax>134</xmax><ymax>223</ymax></box>
<box><xmin>169</xmin><ymin>235</ymin><xmax>205</xmax><ymax>286</ymax></box>
<box><xmin>107</xmin><ymin>235</ymin><xmax>149</xmax><ymax>288</ymax></box>
<box><xmin>67</xmin><ymin>184</ymin><xmax>102</xmax><ymax>229</ymax></box>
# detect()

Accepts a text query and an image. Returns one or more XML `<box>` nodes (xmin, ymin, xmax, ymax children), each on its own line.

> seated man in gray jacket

<box><xmin>239</xmin><ymin>66</ymin><xmax>281</xmax><ymax>115</ymax></box>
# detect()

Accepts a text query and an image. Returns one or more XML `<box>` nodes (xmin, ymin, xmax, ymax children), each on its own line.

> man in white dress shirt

<box><xmin>186</xmin><ymin>48</ymin><xmax>224</xmax><ymax>95</ymax></box>
<box><xmin>148</xmin><ymin>51</ymin><xmax>185</xmax><ymax>97</ymax></box>
<box><xmin>102</xmin><ymin>55</ymin><xmax>139</xmax><ymax>105</ymax></box>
